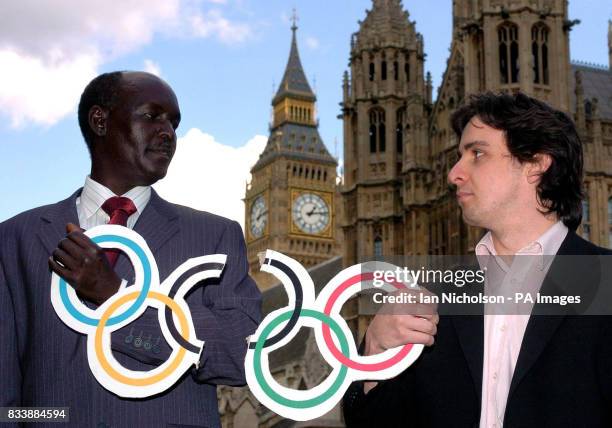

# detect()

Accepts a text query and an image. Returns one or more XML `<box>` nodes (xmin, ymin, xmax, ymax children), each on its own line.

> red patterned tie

<box><xmin>101</xmin><ymin>196</ymin><xmax>137</xmax><ymax>267</ymax></box>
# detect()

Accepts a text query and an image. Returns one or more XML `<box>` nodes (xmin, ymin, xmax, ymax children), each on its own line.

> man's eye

<box><xmin>473</xmin><ymin>150</ymin><xmax>483</xmax><ymax>159</ymax></box>
<box><xmin>144</xmin><ymin>113</ymin><xmax>154</xmax><ymax>120</ymax></box>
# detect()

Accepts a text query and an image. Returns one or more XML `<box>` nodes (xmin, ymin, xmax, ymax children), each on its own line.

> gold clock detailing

<box><xmin>290</xmin><ymin>189</ymin><xmax>332</xmax><ymax>237</ymax></box>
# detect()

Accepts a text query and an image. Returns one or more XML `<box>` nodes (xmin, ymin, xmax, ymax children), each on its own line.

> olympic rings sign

<box><xmin>50</xmin><ymin>226</ymin><xmax>424</xmax><ymax>415</ymax></box>
<box><xmin>245</xmin><ymin>250</ymin><xmax>424</xmax><ymax>421</ymax></box>
<box><xmin>50</xmin><ymin>225</ymin><xmax>227</xmax><ymax>398</ymax></box>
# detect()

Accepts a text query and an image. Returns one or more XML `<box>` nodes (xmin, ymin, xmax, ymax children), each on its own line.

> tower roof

<box><xmin>250</xmin><ymin>122</ymin><xmax>336</xmax><ymax>172</ymax></box>
<box><xmin>361</xmin><ymin>0</ymin><xmax>411</xmax><ymax>34</ymax></box>
<box><xmin>351</xmin><ymin>0</ymin><xmax>417</xmax><ymax>54</ymax></box>
<box><xmin>272</xmin><ymin>23</ymin><xmax>316</xmax><ymax>105</ymax></box>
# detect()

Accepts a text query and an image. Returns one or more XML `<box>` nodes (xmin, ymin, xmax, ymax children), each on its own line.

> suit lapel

<box><xmin>508</xmin><ymin>231</ymin><xmax>596</xmax><ymax>399</ymax></box>
<box><xmin>113</xmin><ymin>190</ymin><xmax>180</xmax><ymax>278</ymax></box>
<box><xmin>452</xmin><ymin>314</ymin><xmax>484</xmax><ymax>403</ymax></box>
<box><xmin>37</xmin><ymin>190</ymin><xmax>81</xmax><ymax>255</ymax></box>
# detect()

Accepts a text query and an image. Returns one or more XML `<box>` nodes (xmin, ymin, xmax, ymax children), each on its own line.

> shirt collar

<box><xmin>80</xmin><ymin>175</ymin><xmax>151</xmax><ymax>221</ymax></box>
<box><xmin>476</xmin><ymin>221</ymin><xmax>568</xmax><ymax>271</ymax></box>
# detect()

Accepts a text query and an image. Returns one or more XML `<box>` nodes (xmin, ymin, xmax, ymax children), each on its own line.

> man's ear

<box><xmin>88</xmin><ymin>105</ymin><xmax>108</xmax><ymax>137</ymax></box>
<box><xmin>526</xmin><ymin>153</ymin><xmax>552</xmax><ymax>184</ymax></box>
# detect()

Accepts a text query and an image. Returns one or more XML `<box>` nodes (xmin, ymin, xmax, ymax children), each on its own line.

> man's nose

<box><xmin>159</xmin><ymin>121</ymin><xmax>176</xmax><ymax>143</ymax></box>
<box><xmin>447</xmin><ymin>160</ymin><xmax>466</xmax><ymax>186</ymax></box>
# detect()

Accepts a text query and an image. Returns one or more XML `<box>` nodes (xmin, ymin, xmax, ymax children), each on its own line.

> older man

<box><xmin>0</xmin><ymin>71</ymin><xmax>261</xmax><ymax>427</ymax></box>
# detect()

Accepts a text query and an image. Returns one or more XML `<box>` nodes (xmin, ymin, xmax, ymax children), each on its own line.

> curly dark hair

<box><xmin>77</xmin><ymin>71</ymin><xmax>125</xmax><ymax>154</ymax></box>
<box><xmin>450</xmin><ymin>92</ymin><xmax>584</xmax><ymax>231</ymax></box>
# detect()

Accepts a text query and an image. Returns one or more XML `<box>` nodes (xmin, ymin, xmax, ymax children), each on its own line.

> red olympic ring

<box><xmin>321</xmin><ymin>272</ymin><xmax>415</xmax><ymax>371</ymax></box>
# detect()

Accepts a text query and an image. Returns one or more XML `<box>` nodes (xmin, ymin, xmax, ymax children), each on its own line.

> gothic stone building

<box><xmin>341</xmin><ymin>0</ymin><xmax>612</xmax><ymax>344</ymax></box>
<box><xmin>222</xmin><ymin>1</ymin><xmax>612</xmax><ymax>427</ymax></box>
<box><xmin>341</xmin><ymin>0</ymin><xmax>612</xmax><ymax>271</ymax></box>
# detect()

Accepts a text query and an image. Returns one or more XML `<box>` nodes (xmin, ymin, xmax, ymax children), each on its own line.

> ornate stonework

<box><xmin>222</xmin><ymin>2</ymin><xmax>612</xmax><ymax>427</ymax></box>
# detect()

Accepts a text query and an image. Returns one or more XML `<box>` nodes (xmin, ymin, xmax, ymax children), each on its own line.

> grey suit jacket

<box><xmin>0</xmin><ymin>189</ymin><xmax>262</xmax><ymax>428</ymax></box>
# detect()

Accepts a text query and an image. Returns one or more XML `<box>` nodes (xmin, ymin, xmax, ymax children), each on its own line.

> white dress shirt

<box><xmin>477</xmin><ymin>221</ymin><xmax>568</xmax><ymax>428</ymax></box>
<box><xmin>76</xmin><ymin>176</ymin><xmax>151</xmax><ymax>230</ymax></box>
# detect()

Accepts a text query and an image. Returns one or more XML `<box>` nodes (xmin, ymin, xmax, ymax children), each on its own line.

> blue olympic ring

<box><xmin>58</xmin><ymin>234</ymin><xmax>152</xmax><ymax>327</ymax></box>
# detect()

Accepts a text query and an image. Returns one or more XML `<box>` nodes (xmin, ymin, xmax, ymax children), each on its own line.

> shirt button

<box><xmin>493</xmin><ymin>373</ymin><xmax>498</xmax><ymax>380</ymax></box>
<box><xmin>501</xmin><ymin>325</ymin><xmax>507</xmax><ymax>332</ymax></box>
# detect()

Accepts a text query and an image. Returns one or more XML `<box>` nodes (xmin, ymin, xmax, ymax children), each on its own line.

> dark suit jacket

<box><xmin>0</xmin><ymin>189</ymin><xmax>262</xmax><ymax>428</ymax></box>
<box><xmin>343</xmin><ymin>231</ymin><xmax>612</xmax><ymax>428</ymax></box>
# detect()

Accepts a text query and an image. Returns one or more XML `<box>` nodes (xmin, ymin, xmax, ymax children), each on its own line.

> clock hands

<box><xmin>305</xmin><ymin>205</ymin><xmax>328</xmax><ymax>217</ymax></box>
<box><xmin>306</xmin><ymin>210</ymin><xmax>328</xmax><ymax>216</ymax></box>
<box><xmin>256</xmin><ymin>210</ymin><xmax>268</xmax><ymax>221</ymax></box>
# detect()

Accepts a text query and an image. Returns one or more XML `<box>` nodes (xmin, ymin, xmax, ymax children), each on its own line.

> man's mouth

<box><xmin>456</xmin><ymin>191</ymin><xmax>473</xmax><ymax>202</ymax></box>
<box><xmin>146</xmin><ymin>147</ymin><xmax>172</xmax><ymax>159</ymax></box>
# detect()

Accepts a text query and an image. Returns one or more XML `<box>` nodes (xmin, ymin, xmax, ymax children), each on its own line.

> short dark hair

<box><xmin>450</xmin><ymin>92</ymin><xmax>584</xmax><ymax>231</ymax></box>
<box><xmin>77</xmin><ymin>71</ymin><xmax>125</xmax><ymax>153</ymax></box>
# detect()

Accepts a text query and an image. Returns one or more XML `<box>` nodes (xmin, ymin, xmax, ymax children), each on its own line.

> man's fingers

<box><xmin>404</xmin><ymin>316</ymin><xmax>437</xmax><ymax>336</ymax></box>
<box><xmin>48</xmin><ymin>257</ymin><xmax>73</xmax><ymax>283</ymax></box>
<box><xmin>66</xmin><ymin>228</ymin><xmax>98</xmax><ymax>251</ymax></box>
<box><xmin>58</xmin><ymin>238</ymin><xmax>84</xmax><ymax>260</ymax></box>
<box><xmin>66</xmin><ymin>222</ymin><xmax>84</xmax><ymax>233</ymax></box>
<box><xmin>386</xmin><ymin>330</ymin><xmax>435</xmax><ymax>348</ymax></box>
<box><xmin>51</xmin><ymin>248</ymin><xmax>78</xmax><ymax>271</ymax></box>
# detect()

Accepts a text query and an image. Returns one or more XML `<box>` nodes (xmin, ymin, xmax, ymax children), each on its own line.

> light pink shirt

<box><xmin>476</xmin><ymin>221</ymin><xmax>568</xmax><ymax>428</ymax></box>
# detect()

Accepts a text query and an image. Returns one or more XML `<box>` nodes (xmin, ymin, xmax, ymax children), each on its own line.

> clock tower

<box><xmin>244</xmin><ymin>19</ymin><xmax>340</xmax><ymax>291</ymax></box>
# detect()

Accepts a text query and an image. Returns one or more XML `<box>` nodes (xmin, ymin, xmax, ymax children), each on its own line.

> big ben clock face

<box><xmin>292</xmin><ymin>192</ymin><xmax>330</xmax><ymax>234</ymax></box>
<box><xmin>249</xmin><ymin>195</ymin><xmax>267</xmax><ymax>239</ymax></box>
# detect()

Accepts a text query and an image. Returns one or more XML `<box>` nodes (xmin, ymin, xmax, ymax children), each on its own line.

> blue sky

<box><xmin>1</xmin><ymin>0</ymin><xmax>611</xmax><ymax>226</ymax></box>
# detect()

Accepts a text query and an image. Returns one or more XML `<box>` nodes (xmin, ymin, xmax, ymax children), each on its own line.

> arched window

<box><xmin>404</xmin><ymin>61</ymin><xmax>410</xmax><ymax>81</ymax></box>
<box><xmin>369</xmin><ymin>62</ymin><xmax>375</xmax><ymax>81</ymax></box>
<box><xmin>582</xmin><ymin>199</ymin><xmax>591</xmax><ymax>241</ymax></box>
<box><xmin>369</xmin><ymin>123</ymin><xmax>377</xmax><ymax>153</ymax></box>
<box><xmin>381</xmin><ymin>61</ymin><xmax>387</xmax><ymax>80</ymax></box>
<box><xmin>532</xmin><ymin>23</ymin><xmax>550</xmax><ymax>84</ymax></box>
<box><xmin>585</xmin><ymin>100</ymin><xmax>592</xmax><ymax>117</ymax></box>
<box><xmin>396</xmin><ymin>108</ymin><xmax>405</xmax><ymax>153</ymax></box>
<box><xmin>374</xmin><ymin>236</ymin><xmax>383</xmax><ymax>257</ymax></box>
<box><xmin>369</xmin><ymin>108</ymin><xmax>386</xmax><ymax>153</ymax></box>
<box><xmin>498</xmin><ymin>23</ymin><xmax>519</xmax><ymax>84</ymax></box>
<box><xmin>393</xmin><ymin>61</ymin><xmax>399</xmax><ymax>80</ymax></box>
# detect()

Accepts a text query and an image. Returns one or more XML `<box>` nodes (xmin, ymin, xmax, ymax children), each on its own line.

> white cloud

<box><xmin>305</xmin><ymin>36</ymin><xmax>320</xmax><ymax>50</ymax></box>
<box><xmin>0</xmin><ymin>50</ymin><xmax>99</xmax><ymax>127</ymax></box>
<box><xmin>143</xmin><ymin>59</ymin><xmax>162</xmax><ymax>77</ymax></box>
<box><xmin>0</xmin><ymin>0</ymin><xmax>252</xmax><ymax>128</ymax></box>
<box><xmin>189</xmin><ymin>9</ymin><xmax>252</xmax><ymax>44</ymax></box>
<box><xmin>153</xmin><ymin>129</ymin><xmax>267</xmax><ymax>227</ymax></box>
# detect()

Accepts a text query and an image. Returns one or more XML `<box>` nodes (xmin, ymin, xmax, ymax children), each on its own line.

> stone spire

<box><xmin>272</xmin><ymin>12</ymin><xmax>315</xmax><ymax>105</ymax></box>
<box><xmin>252</xmin><ymin>14</ymin><xmax>335</xmax><ymax>173</ymax></box>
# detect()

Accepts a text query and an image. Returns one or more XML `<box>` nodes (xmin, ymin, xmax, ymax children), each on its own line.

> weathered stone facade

<box><xmin>222</xmin><ymin>2</ymin><xmax>612</xmax><ymax>427</ymax></box>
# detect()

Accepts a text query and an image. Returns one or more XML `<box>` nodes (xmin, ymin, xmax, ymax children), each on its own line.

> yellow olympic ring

<box><xmin>95</xmin><ymin>291</ymin><xmax>189</xmax><ymax>386</ymax></box>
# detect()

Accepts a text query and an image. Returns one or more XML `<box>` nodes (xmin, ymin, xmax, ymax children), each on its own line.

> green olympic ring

<box><xmin>253</xmin><ymin>309</ymin><xmax>349</xmax><ymax>408</ymax></box>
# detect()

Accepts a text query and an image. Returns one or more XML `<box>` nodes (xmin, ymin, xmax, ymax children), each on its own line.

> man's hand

<box><xmin>363</xmin><ymin>289</ymin><xmax>439</xmax><ymax>394</ymax></box>
<box><xmin>48</xmin><ymin>223</ymin><xmax>121</xmax><ymax>305</ymax></box>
